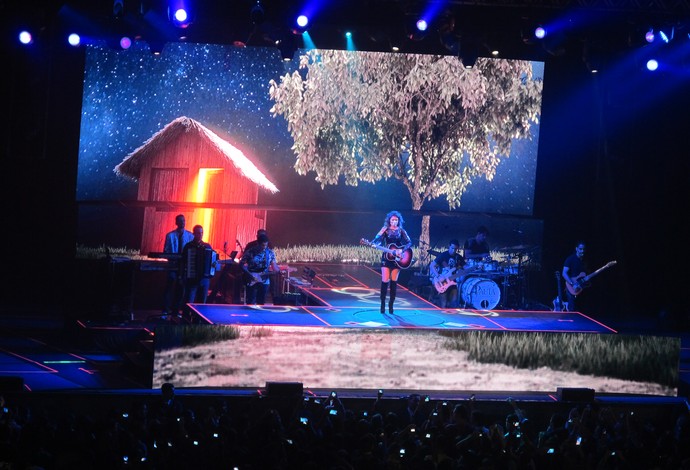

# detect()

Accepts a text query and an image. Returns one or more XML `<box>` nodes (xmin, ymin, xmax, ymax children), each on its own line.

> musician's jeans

<box><xmin>246</xmin><ymin>282</ymin><xmax>269</xmax><ymax>305</ymax></box>
<box><xmin>566</xmin><ymin>291</ymin><xmax>577</xmax><ymax>312</ymax></box>
<box><xmin>185</xmin><ymin>277</ymin><xmax>210</xmax><ymax>306</ymax></box>
<box><xmin>163</xmin><ymin>270</ymin><xmax>183</xmax><ymax>314</ymax></box>
<box><xmin>439</xmin><ymin>286</ymin><xmax>459</xmax><ymax>309</ymax></box>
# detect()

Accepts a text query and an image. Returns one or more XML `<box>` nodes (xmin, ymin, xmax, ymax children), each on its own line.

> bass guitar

<box><xmin>359</xmin><ymin>238</ymin><xmax>413</xmax><ymax>269</ymax></box>
<box><xmin>553</xmin><ymin>270</ymin><xmax>568</xmax><ymax>311</ymax></box>
<box><xmin>431</xmin><ymin>265</ymin><xmax>481</xmax><ymax>293</ymax></box>
<box><xmin>566</xmin><ymin>261</ymin><xmax>617</xmax><ymax>296</ymax></box>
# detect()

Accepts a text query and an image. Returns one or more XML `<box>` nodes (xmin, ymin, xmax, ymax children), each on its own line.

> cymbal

<box><xmin>497</xmin><ymin>244</ymin><xmax>537</xmax><ymax>252</ymax></box>
<box><xmin>427</xmin><ymin>249</ymin><xmax>443</xmax><ymax>257</ymax></box>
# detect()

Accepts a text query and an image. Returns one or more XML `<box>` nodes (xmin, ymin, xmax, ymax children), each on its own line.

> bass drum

<box><xmin>461</xmin><ymin>277</ymin><xmax>501</xmax><ymax>310</ymax></box>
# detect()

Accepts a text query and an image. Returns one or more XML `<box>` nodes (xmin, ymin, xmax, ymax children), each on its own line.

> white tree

<box><xmin>269</xmin><ymin>50</ymin><xmax>542</xmax><ymax>255</ymax></box>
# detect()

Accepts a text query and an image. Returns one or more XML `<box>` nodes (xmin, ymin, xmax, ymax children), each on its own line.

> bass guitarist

<box><xmin>562</xmin><ymin>241</ymin><xmax>587</xmax><ymax>312</ymax></box>
<box><xmin>370</xmin><ymin>210</ymin><xmax>412</xmax><ymax>314</ymax></box>
<box><xmin>240</xmin><ymin>233</ymin><xmax>280</xmax><ymax>305</ymax></box>
<box><xmin>429</xmin><ymin>239</ymin><xmax>467</xmax><ymax>308</ymax></box>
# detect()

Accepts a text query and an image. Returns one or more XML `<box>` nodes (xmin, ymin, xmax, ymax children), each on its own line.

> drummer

<box><xmin>464</xmin><ymin>226</ymin><xmax>491</xmax><ymax>261</ymax></box>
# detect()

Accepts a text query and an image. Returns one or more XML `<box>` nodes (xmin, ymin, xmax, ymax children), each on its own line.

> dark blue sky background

<box><xmin>77</xmin><ymin>41</ymin><xmax>543</xmax><ymax>216</ymax></box>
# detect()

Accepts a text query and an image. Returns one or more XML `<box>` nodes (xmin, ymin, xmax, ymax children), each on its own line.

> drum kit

<box><xmin>427</xmin><ymin>244</ymin><xmax>537</xmax><ymax>310</ymax></box>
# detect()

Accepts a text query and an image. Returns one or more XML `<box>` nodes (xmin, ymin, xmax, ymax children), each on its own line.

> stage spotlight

<box><xmin>646</xmin><ymin>59</ymin><xmax>658</xmax><ymax>71</ymax></box>
<box><xmin>534</xmin><ymin>26</ymin><xmax>546</xmax><ymax>39</ymax></box>
<box><xmin>120</xmin><ymin>36</ymin><xmax>132</xmax><ymax>49</ymax></box>
<box><xmin>296</xmin><ymin>15</ymin><xmax>309</xmax><ymax>29</ymax></box>
<box><xmin>18</xmin><ymin>30</ymin><xmax>33</xmax><ymax>45</ymax></box>
<box><xmin>174</xmin><ymin>9</ymin><xmax>187</xmax><ymax>23</ymax></box>
<box><xmin>301</xmin><ymin>31</ymin><xmax>316</xmax><ymax>50</ymax></box>
<box><xmin>406</xmin><ymin>17</ymin><xmax>428</xmax><ymax>41</ymax></box>
<box><xmin>659</xmin><ymin>29</ymin><xmax>671</xmax><ymax>43</ymax></box>
<box><xmin>67</xmin><ymin>33</ymin><xmax>81</xmax><ymax>47</ymax></box>
<box><xmin>168</xmin><ymin>1</ymin><xmax>193</xmax><ymax>28</ymax></box>
<box><xmin>250</xmin><ymin>1</ymin><xmax>265</xmax><ymax>25</ymax></box>
<box><xmin>645</xmin><ymin>29</ymin><xmax>655</xmax><ymax>43</ymax></box>
<box><xmin>345</xmin><ymin>31</ymin><xmax>355</xmax><ymax>51</ymax></box>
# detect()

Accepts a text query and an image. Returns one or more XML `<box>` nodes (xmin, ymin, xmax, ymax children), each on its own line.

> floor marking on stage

<box><xmin>308</xmin><ymin>311</ymin><xmax>332</xmax><ymax>326</ymax></box>
<box><xmin>444</xmin><ymin>322</ymin><xmax>486</xmax><ymax>328</ymax></box>
<box><xmin>357</xmin><ymin>321</ymin><xmax>389</xmax><ymax>327</ymax></box>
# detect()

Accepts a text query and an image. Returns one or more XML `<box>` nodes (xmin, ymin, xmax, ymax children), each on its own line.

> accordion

<box><xmin>185</xmin><ymin>246</ymin><xmax>218</xmax><ymax>279</ymax></box>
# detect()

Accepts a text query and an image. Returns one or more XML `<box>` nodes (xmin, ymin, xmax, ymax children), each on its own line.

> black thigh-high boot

<box><xmin>389</xmin><ymin>281</ymin><xmax>397</xmax><ymax>313</ymax></box>
<box><xmin>380</xmin><ymin>282</ymin><xmax>388</xmax><ymax>313</ymax></box>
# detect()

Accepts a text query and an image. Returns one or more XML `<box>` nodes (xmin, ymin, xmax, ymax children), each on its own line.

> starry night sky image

<box><xmin>76</xmin><ymin>41</ymin><xmax>543</xmax><ymax>247</ymax></box>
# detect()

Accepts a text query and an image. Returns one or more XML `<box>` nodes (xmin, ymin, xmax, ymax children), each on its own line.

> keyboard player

<box><xmin>162</xmin><ymin>214</ymin><xmax>194</xmax><ymax>318</ymax></box>
<box><xmin>180</xmin><ymin>225</ymin><xmax>216</xmax><ymax>311</ymax></box>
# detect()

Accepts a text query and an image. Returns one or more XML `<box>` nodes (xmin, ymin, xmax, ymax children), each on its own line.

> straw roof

<box><xmin>114</xmin><ymin>116</ymin><xmax>279</xmax><ymax>193</ymax></box>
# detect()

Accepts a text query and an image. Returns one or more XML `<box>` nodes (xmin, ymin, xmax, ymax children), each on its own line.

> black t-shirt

<box><xmin>464</xmin><ymin>238</ymin><xmax>489</xmax><ymax>256</ymax></box>
<box><xmin>434</xmin><ymin>252</ymin><xmax>465</xmax><ymax>271</ymax></box>
<box><xmin>563</xmin><ymin>253</ymin><xmax>586</xmax><ymax>278</ymax></box>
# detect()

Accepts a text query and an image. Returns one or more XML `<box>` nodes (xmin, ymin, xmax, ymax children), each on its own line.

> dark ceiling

<box><xmin>3</xmin><ymin>0</ymin><xmax>689</xmax><ymax>65</ymax></box>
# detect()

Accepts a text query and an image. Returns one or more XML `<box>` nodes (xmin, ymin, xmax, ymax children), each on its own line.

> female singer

<box><xmin>370</xmin><ymin>210</ymin><xmax>412</xmax><ymax>314</ymax></box>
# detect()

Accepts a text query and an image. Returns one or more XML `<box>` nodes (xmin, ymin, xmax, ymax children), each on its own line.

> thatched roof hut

<box><xmin>113</xmin><ymin>116</ymin><xmax>278</xmax><ymax>255</ymax></box>
<box><xmin>115</xmin><ymin>116</ymin><xmax>278</xmax><ymax>194</ymax></box>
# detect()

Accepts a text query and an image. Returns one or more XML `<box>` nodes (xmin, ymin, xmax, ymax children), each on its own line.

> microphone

<box><xmin>223</xmin><ymin>241</ymin><xmax>228</xmax><ymax>254</ymax></box>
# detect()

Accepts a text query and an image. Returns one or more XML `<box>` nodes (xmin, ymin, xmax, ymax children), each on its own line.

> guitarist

<box><xmin>370</xmin><ymin>210</ymin><xmax>412</xmax><ymax>314</ymax></box>
<box><xmin>429</xmin><ymin>239</ymin><xmax>466</xmax><ymax>308</ymax></box>
<box><xmin>562</xmin><ymin>241</ymin><xmax>587</xmax><ymax>312</ymax></box>
<box><xmin>240</xmin><ymin>233</ymin><xmax>280</xmax><ymax>305</ymax></box>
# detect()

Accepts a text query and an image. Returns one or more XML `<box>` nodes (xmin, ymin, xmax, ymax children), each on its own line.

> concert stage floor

<box><xmin>189</xmin><ymin>304</ymin><xmax>616</xmax><ymax>333</ymax></box>
<box><xmin>0</xmin><ymin>262</ymin><xmax>685</xmax><ymax>395</ymax></box>
<box><xmin>190</xmin><ymin>263</ymin><xmax>616</xmax><ymax>333</ymax></box>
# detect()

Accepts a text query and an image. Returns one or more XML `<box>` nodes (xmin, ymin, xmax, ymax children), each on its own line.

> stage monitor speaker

<box><xmin>557</xmin><ymin>387</ymin><xmax>594</xmax><ymax>402</ymax></box>
<box><xmin>0</xmin><ymin>376</ymin><xmax>24</xmax><ymax>392</ymax></box>
<box><xmin>266</xmin><ymin>381</ymin><xmax>303</xmax><ymax>398</ymax></box>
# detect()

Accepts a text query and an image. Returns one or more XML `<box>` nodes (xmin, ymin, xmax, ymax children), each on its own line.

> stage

<box><xmin>3</xmin><ymin>264</ymin><xmax>685</xmax><ymax>396</ymax></box>
<box><xmin>189</xmin><ymin>264</ymin><xmax>616</xmax><ymax>334</ymax></box>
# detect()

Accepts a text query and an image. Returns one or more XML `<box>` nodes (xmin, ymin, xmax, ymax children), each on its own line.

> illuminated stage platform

<box><xmin>186</xmin><ymin>263</ymin><xmax>612</xmax><ymax>333</ymax></box>
<box><xmin>191</xmin><ymin>264</ymin><xmax>616</xmax><ymax>333</ymax></box>
<box><xmin>189</xmin><ymin>303</ymin><xmax>617</xmax><ymax>333</ymax></box>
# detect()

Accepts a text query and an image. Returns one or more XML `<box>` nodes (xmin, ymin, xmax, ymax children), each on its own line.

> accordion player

<box><xmin>184</xmin><ymin>245</ymin><xmax>218</xmax><ymax>280</ymax></box>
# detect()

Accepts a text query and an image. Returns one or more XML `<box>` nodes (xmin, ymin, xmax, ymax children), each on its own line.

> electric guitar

<box><xmin>246</xmin><ymin>270</ymin><xmax>269</xmax><ymax>287</ymax></box>
<box><xmin>553</xmin><ymin>270</ymin><xmax>568</xmax><ymax>311</ymax></box>
<box><xmin>565</xmin><ymin>261</ymin><xmax>617</xmax><ymax>296</ymax></box>
<box><xmin>359</xmin><ymin>238</ymin><xmax>413</xmax><ymax>269</ymax></box>
<box><xmin>431</xmin><ymin>265</ymin><xmax>481</xmax><ymax>293</ymax></box>
<box><xmin>246</xmin><ymin>266</ymin><xmax>296</xmax><ymax>287</ymax></box>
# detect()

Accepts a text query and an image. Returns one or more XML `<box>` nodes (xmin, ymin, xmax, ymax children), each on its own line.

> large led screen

<box><xmin>152</xmin><ymin>324</ymin><xmax>679</xmax><ymax>396</ymax></box>
<box><xmin>76</xmin><ymin>42</ymin><xmax>544</xmax><ymax>253</ymax></box>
